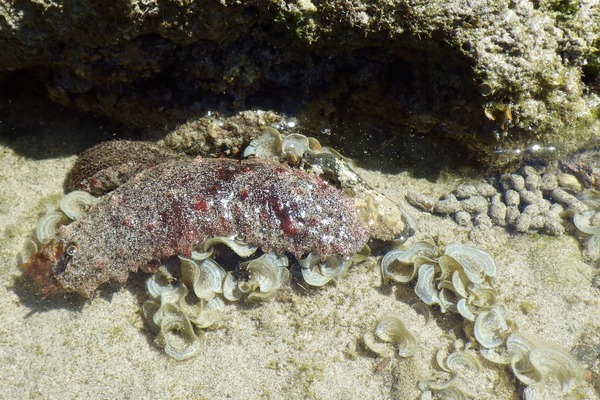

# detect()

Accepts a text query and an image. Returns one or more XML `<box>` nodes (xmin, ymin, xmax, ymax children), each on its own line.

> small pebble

<box><xmin>521</xmin><ymin>165</ymin><xmax>538</xmax><ymax>177</ymax></box>
<box><xmin>489</xmin><ymin>200</ymin><xmax>507</xmax><ymax>226</ymax></box>
<box><xmin>519</xmin><ymin>189</ymin><xmax>541</xmax><ymax>206</ymax></box>
<box><xmin>473</xmin><ymin>213</ymin><xmax>492</xmax><ymax>228</ymax></box>
<box><xmin>453</xmin><ymin>210</ymin><xmax>472</xmax><ymax>227</ymax></box>
<box><xmin>506</xmin><ymin>205</ymin><xmax>521</xmax><ymax>225</ymax></box>
<box><xmin>570</xmin><ymin>200</ymin><xmax>588</xmax><ymax>214</ymax></box>
<box><xmin>434</xmin><ymin>194</ymin><xmax>461</xmax><ymax>214</ymax></box>
<box><xmin>548</xmin><ymin>203</ymin><xmax>564</xmax><ymax>215</ymax></box>
<box><xmin>551</xmin><ymin>188</ymin><xmax>577</xmax><ymax>206</ymax></box>
<box><xmin>530</xmin><ymin>215</ymin><xmax>545</xmax><ymax>230</ymax></box>
<box><xmin>514</xmin><ymin>213</ymin><xmax>532</xmax><ymax>232</ymax></box>
<box><xmin>500</xmin><ymin>174</ymin><xmax>526</xmax><ymax>191</ymax></box>
<box><xmin>505</xmin><ymin>190</ymin><xmax>520</xmax><ymax>207</ymax></box>
<box><xmin>544</xmin><ymin>217</ymin><xmax>565</xmax><ymax>235</ymax></box>
<box><xmin>475</xmin><ymin>182</ymin><xmax>498</xmax><ymax>197</ymax></box>
<box><xmin>539</xmin><ymin>173</ymin><xmax>558</xmax><ymax>192</ymax></box>
<box><xmin>454</xmin><ymin>184</ymin><xmax>478</xmax><ymax>199</ymax></box>
<box><xmin>406</xmin><ymin>192</ymin><xmax>435</xmax><ymax>212</ymax></box>
<box><xmin>556</xmin><ymin>172</ymin><xmax>582</xmax><ymax>192</ymax></box>
<box><xmin>524</xmin><ymin>173</ymin><xmax>541</xmax><ymax>191</ymax></box>
<box><xmin>460</xmin><ymin>195</ymin><xmax>489</xmax><ymax>214</ymax></box>
<box><xmin>551</xmin><ymin>188</ymin><xmax>588</xmax><ymax>213</ymax></box>
<box><xmin>523</xmin><ymin>204</ymin><xmax>540</xmax><ymax>216</ymax></box>
<box><xmin>536</xmin><ymin>198</ymin><xmax>551</xmax><ymax>212</ymax></box>
<box><xmin>550</xmin><ymin>187</ymin><xmax>588</xmax><ymax>214</ymax></box>
<box><xmin>508</xmin><ymin>174</ymin><xmax>526</xmax><ymax>192</ymax></box>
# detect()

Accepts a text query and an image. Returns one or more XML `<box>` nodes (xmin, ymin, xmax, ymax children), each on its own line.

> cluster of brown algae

<box><xmin>377</xmin><ymin>240</ymin><xmax>586</xmax><ymax>399</ymax></box>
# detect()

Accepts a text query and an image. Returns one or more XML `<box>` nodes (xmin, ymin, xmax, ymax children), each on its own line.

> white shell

<box><xmin>191</xmin><ymin>248</ymin><xmax>213</xmax><ymax>261</ymax></box>
<box><xmin>572</xmin><ymin>210</ymin><xmax>600</xmax><ymax>235</ymax></box>
<box><xmin>141</xmin><ymin>300</ymin><xmax>161</xmax><ymax>332</ymax></box>
<box><xmin>363</xmin><ymin>331</ymin><xmax>389</xmax><ymax>356</ymax></box>
<box><xmin>418</xmin><ymin>376</ymin><xmax>477</xmax><ymax>400</ymax></box>
<box><xmin>451</xmin><ymin>271</ymin><xmax>469</xmax><ymax>299</ymax></box>
<box><xmin>479</xmin><ymin>346</ymin><xmax>511</xmax><ymax>365</ymax></box>
<box><xmin>473</xmin><ymin>307</ymin><xmax>508</xmax><ymax>348</ymax></box>
<box><xmin>506</xmin><ymin>334</ymin><xmax>543</xmax><ymax>386</ymax></box>
<box><xmin>203</xmin><ymin>236</ymin><xmax>258</xmax><ymax>258</ymax></box>
<box><xmin>445</xmin><ymin>350</ymin><xmax>481</xmax><ymax>374</ymax></box>
<box><xmin>529</xmin><ymin>345</ymin><xmax>584</xmax><ymax>391</ymax></box>
<box><xmin>468</xmin><ymin>285</ymin><xmax>497</xmax><ymax>308</ymax></box>
<box><xmin>180</xmin><ymin>257</ymin><xmax>225</xmax><ymax>301</ymax></box>
<box><xmin>59</xmin><ymin>190</ymin><xmax>97</xmax><ymax>220</ymax></box>
<box><xmin>239</xmin><ymin>255</ymin><xmax>290</xmax><ymax>300</ymax></box>
<box><xmin>242</xmin><ymin>128</ymin><xmax>282</xmax><ymax>161</ymax></box>
<box><xmin>437</xmin><ymin>287</ymin><xmax>458</xmax><ymax>314</ymax></box>
<box><xmin>281</xmin><ymin>133</ymin><xmax>310</xmax><ymax>163</ymax></box>
<box><xmin>380</xmin><ymin>249</ymin><xmax>419</xmax><ymax>283</ymax></box>
<box><xmin>374</xmin><ymin>315</ymin><xmax>417</xmax><ymax>357</ymax></box>
<box><xmin>157</xmin><ymin>303</ymin><xmax>202</xmax><ymax>361</ymax></box>
<box><xmin>185</xmin><ymin>297</ymin><xmax>225</xmax><ymax>329</ymax></box>
<box><xmin>299</xmin><ymin>253</ymin><xmax>348</xmax><ymax>287</ymax></box>
<box><xmin>456</xmin><ymin>298</ymin><xmax>476</xmax><ymax>321</ymax></box>
<box><xmin>444</xmin><ymin>243</ymin><xmax>496</xmax><ymax>280</ymax></box>
<box><xmin>506</xmin><ymin>333</ymin><xmax>585</xmax><ymax>390</ymax></box>
<box><xmin>584</xmin><ymin>234</ymin><xmax>600</xmax><ymax>261</ymax></box>
<box><xmin>222</xmin><ymin>272</ymin><xmax>243</xmax><ymax>302</ymax></box>
<box><xmin>36</xmin><ymin>211</ymin><xmax>70</xmax><ymax>243</ymax></box>
<box><xmin>414</xmin><ymin>263</ymin><xmax>440</xmax><ymax>306</ymax></box>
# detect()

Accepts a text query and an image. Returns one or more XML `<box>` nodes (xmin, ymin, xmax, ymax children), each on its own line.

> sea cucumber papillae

<box><xmin>22</xmin><ymin>157</ymin><xmax>370</xmax><ymax>297</ymax></box>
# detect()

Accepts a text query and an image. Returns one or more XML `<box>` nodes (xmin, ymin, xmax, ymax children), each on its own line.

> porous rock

<box><xmin>1</xmin><ymin>0</ymin><xmax>599</xmax><ymax>164</ymax></box>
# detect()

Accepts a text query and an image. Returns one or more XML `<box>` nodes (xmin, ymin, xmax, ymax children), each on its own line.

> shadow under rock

<box><xmin>0</xmin><ymin>72</ymin><xmax>118</xmax><ymax>160</ymax></box>
<box><xmin>12</xmin><ymin>269</ymin><xmax>152</xmax><ymax>314</ymax></box>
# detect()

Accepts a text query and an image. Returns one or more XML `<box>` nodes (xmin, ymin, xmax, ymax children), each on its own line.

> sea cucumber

<box><xmin>64</xmin><ymin>140</ymin><xmax>186</xmax><ymax>195</ymax></box>
<box><xmin>22</xmin><ymin>157</ymin><xmax>371</xmax><ymax>298</ymax></box>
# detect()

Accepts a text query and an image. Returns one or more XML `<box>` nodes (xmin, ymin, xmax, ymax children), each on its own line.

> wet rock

<box><xmin>453</xmin><ymin>210</ymin><xmax>472</xmax><ymax>227</ymax></box>
<box><xmin>460</xmin><ymin>195</ymin><xmax>488</xmax><ymax>214</ymax></box>
<box><xmin>434</xmin><ymin>194</ymin><xmax>461</xmax><ymax>214</ymax></box>
<box><xmin>514</xmin><ymin>213</ymin><xmax>532</xmax><ymax>233</ymax></box>
<box><xmin>540</xmin><ymin>173</ymin><xmax>559</xmax><ymax>192</ymax></box>
<box><xmin>1</xmin><ymin>0</ymin><xmax>598</xmax><ymax>163</ymax></box>
<box><xmin>557</xmin><ymin>173</ymin><xmax>583</xmax><ymax>192</ymax></box>
<box><xmin>505</xmin><ymin>190</ymin><xmax>520</xmax><ymax>207</ymax></box>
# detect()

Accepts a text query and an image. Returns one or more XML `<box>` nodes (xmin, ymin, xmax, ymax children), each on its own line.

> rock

<box><xmin>540</xmin><ymin>173</ymin><xmax>559</xmax><ymax>192</ymax></box>
<box><xmin>514</xmin><ymin>213</ymin><xmax>532</xmax><ymax>233</ymax></box>
<box><xmin>1</xmin><ymin>0</ymin><xmax>599</xmax><ymax>164</ymax></box>
<box><xmin>460</xmin><ymin>195</ymin><xmax>489</xmax><ymax>214</ymax></box>
<box><xmin>434</xmin><ymin>194</ymin><xmax>461</xmax><ymax>214</ymax></box>
<box><xmin>505</xmin><ymin>190</ymin><xmax>520</xmax><ymax>207</ymax></box>
<box><xmin>454</xmin><ymin>184</ymin><xmax>478</xmax><ymax>199</ymax></box>
<box><xmin>453</xmin><ymin>210</ymin><xmax>472</xmax><ymax>227</ymax></box>
<box><xmin>556</xmin><ymin>173</ymin><xmax>583</xmax><ymax>192</ymax></box>
<box><xmin>489</xmin><ymin>195</ymin><xmax>507</xmax><ymax>226</ymax></box>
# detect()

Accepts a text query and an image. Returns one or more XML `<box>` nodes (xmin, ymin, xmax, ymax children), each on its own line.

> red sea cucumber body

<box><xmin>23</xmin><ymin>157</ymin><xmax>370</xmax><ymax>298</ymax></box>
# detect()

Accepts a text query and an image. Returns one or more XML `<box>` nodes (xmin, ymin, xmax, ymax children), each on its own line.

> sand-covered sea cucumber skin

<box><xmin>24</xmin><ymin>157</ymin><xmax>370</xmax><ymax>297</ymax></box>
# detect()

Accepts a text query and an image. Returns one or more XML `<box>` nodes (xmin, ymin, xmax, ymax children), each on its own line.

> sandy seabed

<box><xmin>0</xmin><ymin>100</ymin><xmax>598</xmax><ymax>400</ymax></box>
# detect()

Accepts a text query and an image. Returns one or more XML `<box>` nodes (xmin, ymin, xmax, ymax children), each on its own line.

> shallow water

<box><xmin>0</xmin><ymin>96</ymin><xmax>598</xmax><ymax>399</ymax></box>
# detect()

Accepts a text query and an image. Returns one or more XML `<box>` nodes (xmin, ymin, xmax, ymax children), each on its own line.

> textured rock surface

<box><xmin>1</xmin><ymin>0</ymin><xmax>599</xmax><ymax>164</ymax></box>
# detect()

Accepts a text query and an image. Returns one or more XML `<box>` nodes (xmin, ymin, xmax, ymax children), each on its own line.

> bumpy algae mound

<box><xmin>1</xmin><ymin>0</ymin><xmax>598</xmax><ymax>164</ymax></box>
